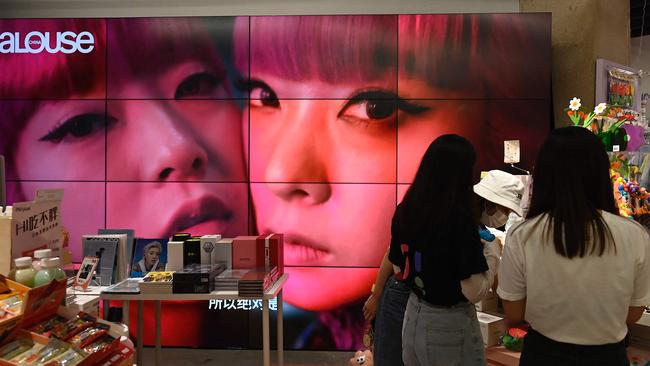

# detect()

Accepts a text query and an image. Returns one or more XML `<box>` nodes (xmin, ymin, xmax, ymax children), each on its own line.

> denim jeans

<box><xmin>402</xmin><ymin>293</ymin><xmax>485</xmax><ymax>366</ymax></box>
<box><xmin>374</xmin><ymin>275</ymin><xmax>410</xmax><ymax>366</ymax></box>
<box><xmin>520</xmin><ymin>329</ymin><xmax>629</xmax><ymax>366</ymax></box>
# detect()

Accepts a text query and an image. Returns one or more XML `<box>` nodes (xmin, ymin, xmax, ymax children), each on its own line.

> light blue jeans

<box><xmin>402</xmin><ymin>293</ymin><xmax>485</xmax><ymax>366</ymax></box>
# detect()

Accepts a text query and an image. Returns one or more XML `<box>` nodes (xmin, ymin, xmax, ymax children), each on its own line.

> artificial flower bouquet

<box><xmin>566</xmin><ymin>97</ymin><xmax>636</xmax><ymax>151</ymax></box>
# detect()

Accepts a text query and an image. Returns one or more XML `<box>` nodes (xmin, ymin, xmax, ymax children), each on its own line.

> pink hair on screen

<box><xmin>107</xmin><ymin>17</ymin><xmax>228</xmax><ymax>96</ymax></box>
<box><xmin>236</xmin><ymin>15</ymin><xmax>397</xmax><ymax>84</ymax></box>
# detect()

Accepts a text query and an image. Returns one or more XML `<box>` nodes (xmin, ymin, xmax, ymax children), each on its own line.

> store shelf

<box><xmin>100</xmin><ymin>274</ymin><xmax>288</xmax><ymax>301</ymax></box>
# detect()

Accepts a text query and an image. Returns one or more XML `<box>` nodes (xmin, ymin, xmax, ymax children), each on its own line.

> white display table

<box><xmin>100</xmin><ymin>274</ymin><xmax>287</xmax><ymax>366</ymax></box>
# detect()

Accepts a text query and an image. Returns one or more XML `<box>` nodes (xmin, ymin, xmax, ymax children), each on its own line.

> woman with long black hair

<box><xmin>498</xmin><ymin>127</ymin><xmax>650</xmax><ymax>365</ymax></box>
<box><xmin>389</xmin><ymin>134</ymin><xmax>497</xmax><ymax>365</ymax></box>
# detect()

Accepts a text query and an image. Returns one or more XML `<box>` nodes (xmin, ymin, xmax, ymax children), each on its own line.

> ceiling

<box><xmin>632</xmin><ymin>0</ymin><xmax>650</xmax><ymax>37</ymax></box>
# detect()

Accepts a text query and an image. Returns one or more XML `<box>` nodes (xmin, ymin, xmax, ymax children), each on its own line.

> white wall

<box><xmin>631</xmin><ymin>35</ymin><xmax>650</xmax><ymax>99</ymax></box>
<box><xmin>0</xmin><ymin>0</ymin><xmax>519</xmax><ymax>18</ymax></box>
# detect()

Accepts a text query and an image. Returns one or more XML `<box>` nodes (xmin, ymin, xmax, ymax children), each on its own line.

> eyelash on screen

<box><xmin>174</xmin><ymin>72</ymin><xmax>225</xmax><ymax>99</ymax></box>
<box><xmin>340</xmin><ymin>90</ymin><xmax>431</xmax><ymax>118</ymax></box>
<box><xmin>39</xmin><ymin>114</ymin><xmax>116</xmax><ymax>143</ymax></box>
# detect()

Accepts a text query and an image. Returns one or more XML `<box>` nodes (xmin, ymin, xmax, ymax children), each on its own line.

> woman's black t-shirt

<box><xmin>388</xmin><ymin>207</ymin><xmax>488</xmax><ymax>306</ymax></box>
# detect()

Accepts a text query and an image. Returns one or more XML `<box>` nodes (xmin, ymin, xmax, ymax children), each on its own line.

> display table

<box><xmin>100</xmin><ymin>274</ymin><xmax>288</xmax><ymax>366</ymax></box>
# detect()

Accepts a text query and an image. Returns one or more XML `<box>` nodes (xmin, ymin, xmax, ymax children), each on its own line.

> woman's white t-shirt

<box><xmin>497</xmin><ymin>211</ymin><xmax>650</xmax><ymax>345</ymax></box>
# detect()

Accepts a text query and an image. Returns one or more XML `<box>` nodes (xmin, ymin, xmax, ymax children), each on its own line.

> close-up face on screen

<box><xmin>0</xmin><ymin>13</ymin><xmax>551</xmax><ymax>350</ymax></box>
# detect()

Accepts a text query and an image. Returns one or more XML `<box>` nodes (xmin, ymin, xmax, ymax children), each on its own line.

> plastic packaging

<box><xmin>33</xmin><ymin>248</ymin><xmax>53</xmax><ymax>271</ymax></box>
<box><xmin>32</xmin><ymin>338</ymin><xmax>70</xmax><ymax>364</ymax></box>
<box><xmin>34</xmin><ymin>257</ymin><xmax>65</xmax><ymax>287</ymax></box>
<box><xmin>0</xmin><ymin>295</ymin><xmax>23</xmax><ymax>320</ymax></box>
<box><xmin>30</xmin><ymin>315</ymin><xmax>69</xmax><ymax>336</ymax></box>
<box><xmin>50</xmin><ymin>347</ymin><xmax>86</xmax><ymax>366</ymax></box>
<box><xmin>69</xmin><ymin>323</ymin><xmax>109</xmax><ymax>348</ymax></box>
<box><xmin>14</xmin><ymin>257</ymin><xmax>35</xmax><ymax>288</ymax></box>
<box><xmin>0</xmin><ymin>338</ymin><xmax>34</xmax><ymax>360</ymax></box>
<box><xmin>9</xmin><ymin>342</ymin><xmax>44</xmax><ymax>364</ymax></box>
<box><xmin>83</xmin><ymin>334</ymin><xmax>115</xmax><ymax>354</ymax></box>
<box><xmin>51</xmin><ymin>312</ymin><xmax>96</xmax><ymax>340</ymax></box>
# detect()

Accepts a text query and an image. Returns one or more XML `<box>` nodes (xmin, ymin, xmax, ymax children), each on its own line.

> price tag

<box><xmin>504</xmin><ymin>140</ymin><xmax>521</xmax><ymax>164</ymax></box>
<box><xmin>613</xmin><ymin>145</ymin><xmax>620</xmax><ymax>152</ymax></box>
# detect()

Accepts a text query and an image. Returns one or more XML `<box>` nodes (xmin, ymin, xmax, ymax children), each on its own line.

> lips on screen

<box><xmin>0</xmin><ymin>15</ymin><xmax>550</xmax><ymax>268</ymax></box>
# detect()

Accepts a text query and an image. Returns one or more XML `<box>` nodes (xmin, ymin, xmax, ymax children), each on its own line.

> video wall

<box><xmin>0</xmin><ymin>14</ymin><xmax>551</xmax><ymax>350</ymax></box>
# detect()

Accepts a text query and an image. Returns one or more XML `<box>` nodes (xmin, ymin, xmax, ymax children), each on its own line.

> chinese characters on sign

<box><xmin>14</xmin><ymin>207</ymin><xmax>59</xmax><ymax>238</ymax></box>
<box><xmin>208</xmin><ymin>298</ymin><xmax>278</xmax><ymax>311</ymax></box>
<box><xmin>11</xmin><ymin>189</ymin><xmax>63</xmax><ymax>259</ymax></box>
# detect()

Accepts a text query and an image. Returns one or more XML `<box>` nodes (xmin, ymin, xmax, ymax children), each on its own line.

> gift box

<box><xmin>232</xmin><ymin>236</ymin><xmax>259</xmax><ymax>269</ymax></box>
<box><xmin>199</xmin><ymin>235</ymin><xmax>222</xmax><ymax>266</ymax></box>
<box><xmin>257</xmin><ymin>234</ymin><xmax>284</xmax><ymax>276</ymax></box>
<box><xmin>166</xmin><ymin>241</ymin><xmax>184</xmax><ymax>272</ymax></box>
<box><xmin>477</xmin><ymin>312</ymin><xmax>505</xmax><ymax>347</ymax></box>
<box><xmin>172</xmin><ymin>263</ymin><xmax>226</xmax><ymax>294</ymax></box>
<box><xmin>214</xmin><ymin>238</ymin><xmax>233</xmax><ymax>269</ymax></box>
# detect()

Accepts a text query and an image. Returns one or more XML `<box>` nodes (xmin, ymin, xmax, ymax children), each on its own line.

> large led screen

<box><xmin>0</xmin><ymin>14</ymin><xmax>551</xmax><ymax>350</ymax></box>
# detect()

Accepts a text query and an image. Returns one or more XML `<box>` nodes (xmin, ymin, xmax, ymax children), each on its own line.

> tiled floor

<box><xmin>140</xmin><ymin>348</ymin><xmax>352</xmax><ymax>366</ymax></box>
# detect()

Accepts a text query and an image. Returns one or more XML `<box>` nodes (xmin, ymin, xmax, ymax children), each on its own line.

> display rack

<box><xmin>100</xmin><ymin>274</ymin><xmax>288</xmax><ymax>366</ymax></box>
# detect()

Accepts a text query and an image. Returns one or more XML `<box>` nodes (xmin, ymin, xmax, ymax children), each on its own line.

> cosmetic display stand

<box><xmin>100</xmin><ymin>274</ymin><xmax>288</xmax><ymax>366</ymax></box>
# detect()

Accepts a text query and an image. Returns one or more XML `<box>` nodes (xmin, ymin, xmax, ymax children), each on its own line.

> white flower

<box><xmin>594</xmin><ymin>103</ymin><xmax>607</xmax><ymax>115</ymax></box>
<box><xmin>569</xmin><ymin>97</ymin><xmax>581</xmax><ymax>111</ymax></box>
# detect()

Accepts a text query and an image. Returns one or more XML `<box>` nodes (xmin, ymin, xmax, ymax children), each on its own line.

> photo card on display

<box><xmin>82</xmin><ymin>236</ymin><xmax>118</xmax><ymax>286</ymax></box>
<box><xmin>131</xmin><ymin>238</ymin><xmax>169</xmax><ymax>277</ymax></box>
<box><xmin>74</xmin><ymin>256</ymin><xmax>99</xmax><ymax>291</ymax></box>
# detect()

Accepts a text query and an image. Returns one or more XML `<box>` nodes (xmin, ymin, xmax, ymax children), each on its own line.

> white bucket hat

<box><xmin>473</xmin><ymin>170</ymin><xmax>525</xmax><ymax>217</ymax></box>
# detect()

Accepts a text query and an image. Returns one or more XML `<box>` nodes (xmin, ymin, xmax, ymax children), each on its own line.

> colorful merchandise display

<box><xmin>610</xmin><ymin>154</ymin><xmax>650</xmax><ymax>219</ymax></box>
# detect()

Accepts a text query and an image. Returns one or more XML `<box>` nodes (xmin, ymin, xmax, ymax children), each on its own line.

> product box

<box><xmin>213</xmin><ymin>269</ymin><xmax>249</xmax><ymax>291</ymax></box>
<box><xmin>18</xmin><ymin>307</ymin><xmax>127</xmax><ymax>366</ymax></box>
<box><xmin>95</xmin><ymin>340</ymin><xmax>134</xmax><ymax>366</ymax></box>
<box><xmin>172</xmin><ymin>282</ymin><xmax>212</xmax><ymax>294</ymax></box>
<box><xmin>138</xmin><ymin>272</ymin><xmax>174</xmax><ymax>295</ymax></box>
<box><xmin>0</xmin><ymin>277</ymin><xmax>30</xmax><ymax>345</ymax></box>
<box><xmin>0</xmin><ymin>329</ymin><xmax>56</xmax><ymax>366</ymax></box>
<box><xmin>199</xmin><ymin>235</ymin><xmax>222</xmax><ymax>266</ymax></box>
<box><xmin>238</xmin><ymin>269</ymin><xmax>278</xmax><ymax>297</ymax></box>
<box><xmin>172</xmin><ymin>263</ymin><xmax>225</xmax><ymax>284</ymax></box>
<box><xmin>256</xmin><ymin>233</ymin><xmax>284</xmax><ymax>276</ymax></box>
<box><xmin>477</xmin><ymin>312</ymin><xmax>505</xmax><ymax>347</ymax></box>
<box><xmin>232</xmin><ymin>236</ymin><xmax>259</xmax><ymax>269</ymax></box>
<box><xmin>166</xmin><ymin>241</ymin><xmax>184</xmax><ymax>272</ymax></box>
<box><xmin>475</xmin><ymin>290</ymin><xmax>499</xmax><ymax>313</ymax></box>
<box><xmin>64</xmin><ymin>295</ymin><xmax>100</xmax><ymax>318</ymax></box>
<box><xmin>183</xmin><ymin>238</ymin><xmax>201</xmax><ymax>267</ymax></box>
<box><xmin>214</xmin><ymin>238</ymin><xmax>233</xmax><ymax>269</ymax></box>
<box><xmin>0</xmin><ymin>278</ymin><xmax>124</xmax><ymax>366</ymax></box>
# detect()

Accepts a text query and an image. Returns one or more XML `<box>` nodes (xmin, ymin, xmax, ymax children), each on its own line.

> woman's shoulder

<box><xmin>601</xmin><ymin>211</ymin><xmax>650</xmax><ymax>240</ymax></box>
<box><xmin>505</xmin><ymin>214</ymin><xmax>548</xmax><ymax>242</ymax></box>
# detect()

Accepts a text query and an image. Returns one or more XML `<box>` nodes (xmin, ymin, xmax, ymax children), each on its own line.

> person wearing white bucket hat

<box><xmin>474</xmin><ymin>170</ymin><xmax>525</xmax><ymax>228</ymax></box>
<box><xmin>458</xmin><ymin>170</ymin><xmax>525</xmax><ymax>307</ymax></box>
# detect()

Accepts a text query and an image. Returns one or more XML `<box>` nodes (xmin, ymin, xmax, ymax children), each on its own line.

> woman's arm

<box><xmin>627</xmin><ymin>306</ymin><xmax>645</xmax><ymax>325</ymax></box>
<box><xmin>503</xmin><ymin>298</ymin><xmax>527</xmax><ymax>328</ymax></box>
<box><xmin>460</xmin><ymin>239</ymin><xmax>500</xmax><ymax>303</ymax></box>
<box><xmin>497</xmin><ymin>228</ymin><xmax>528</xmax><ymax>327</ymax></box>
<box><xmin>363</xmin><ymin>250</ymin><xmax>394</xmax><ymax>321</ymax></box>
